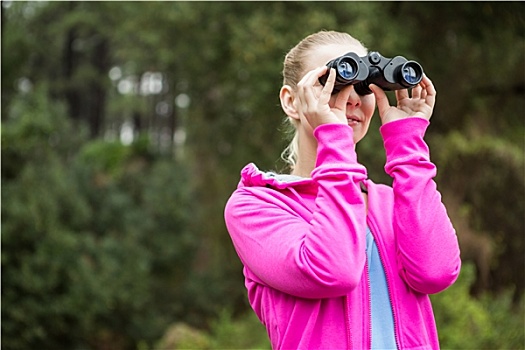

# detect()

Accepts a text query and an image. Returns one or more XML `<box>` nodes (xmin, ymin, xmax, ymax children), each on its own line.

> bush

<box><xmin>432</xmin><ymin>263</ymin><xmax>524</xmax><ymax>349</ymax></box>
<box><xmin>1</xmin><ymin>86</ymin><xmax>195</xmax><ymax>349</ymax></box>
<box><xmin>156</xmin><ymin>310</ymin><xmax>270</xmax><ymax>350</ymax></box>
<box><xmin>207</xmin><ymin>309</ymin><xmax>271</xmax><ymax>350</ymax></box>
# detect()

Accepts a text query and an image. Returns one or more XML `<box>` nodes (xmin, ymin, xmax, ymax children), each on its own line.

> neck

<box><xmin>291</xmin><ymin>131</ymin><xmax>318</xmax><ymax>178</ymax></box>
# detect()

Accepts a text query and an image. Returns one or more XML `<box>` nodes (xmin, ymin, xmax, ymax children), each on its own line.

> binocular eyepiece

<box><xmin>318</xmin><ymin>51</ymin><xmax>424</xmax><ymax>95</ymax></box>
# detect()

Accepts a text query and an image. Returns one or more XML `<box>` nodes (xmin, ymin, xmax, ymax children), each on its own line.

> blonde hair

<box><xmin>280</xmin><ymin>30</ymin><xmax>367</xmax><ymax>171</ymax></box>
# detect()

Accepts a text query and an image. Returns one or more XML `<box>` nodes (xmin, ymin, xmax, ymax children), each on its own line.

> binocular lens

<box><xmin>320</xmin><ymin>51</ymin><xmax>424</xmax><ymax>94</ymax></box>
<box><xmin>337</xmin><ymin>59</ymin><xmax>358</xmax><ymax>80</ymax></box>
<box><xmin>401</xmin><ymin>62</ymin><xmax>423</xmax><ymax>85</ymax></box>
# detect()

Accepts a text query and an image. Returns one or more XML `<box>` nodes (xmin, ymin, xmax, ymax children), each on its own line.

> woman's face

<box><xmin>305</xmin><ymin>44</ymin><xmax>376</xmax><ymax>143</ymax></box>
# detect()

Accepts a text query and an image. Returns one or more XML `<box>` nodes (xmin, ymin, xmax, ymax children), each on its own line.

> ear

<box><xmin>279</xmin><ymin>85</ymin><xmax>300</xmax><ymax>120</ymax></box>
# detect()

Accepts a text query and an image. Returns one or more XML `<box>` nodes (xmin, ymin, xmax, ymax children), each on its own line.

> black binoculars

<box><xmin>318</xmin><ymin>51</ymin><xmax>424</xmax><ymax>95</ymax></box>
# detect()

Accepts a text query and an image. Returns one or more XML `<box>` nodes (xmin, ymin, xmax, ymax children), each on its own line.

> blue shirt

<box><xmin>366</xmin><ymin>227</ymin><xmax>397</xmax><ymax>349</ymax></box>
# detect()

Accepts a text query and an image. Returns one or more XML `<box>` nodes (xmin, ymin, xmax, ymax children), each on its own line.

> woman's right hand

<box><xmin>294</xmin><ymin>66</ymin><xmax>349</xmax><ymax>129</ymax></box>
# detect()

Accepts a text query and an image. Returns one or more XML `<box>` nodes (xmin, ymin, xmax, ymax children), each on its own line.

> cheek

<box><xmin>362</xmin><ymin>95</ymin><xmax>376</xmax><ymax>118</ymax></box>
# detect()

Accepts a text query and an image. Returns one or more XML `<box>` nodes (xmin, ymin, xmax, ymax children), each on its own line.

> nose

<box><xmin>339</xmin><ymin>84</ymin><xmax>361</xmax><ymax>107</ymax></box>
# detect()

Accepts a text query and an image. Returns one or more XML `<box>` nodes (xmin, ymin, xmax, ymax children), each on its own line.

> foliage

<box><xmin>1</xmin><ymin>85</ymin><xmax>195</xmax><ymax>349</ymax></box>
<box><xmin>207</xmin><ymin>310</ymin><xmax>271</xmax><ymax>350</ymax></box>
<box><xmin>1</xmin><ymin>1</ymin><xmax>524</xmax><ymax>349</ymax></box>
<box><xmin>157</xmin><ymin>310</ymin><xmax>271</xmax><ymax>350</ymax></box>
<box><xmin>432</xmin><ymin>263</ymin><xmax>524</xmax><ymax>349</ymax></box>
<box><xmin>430</xmin><ymin>130</ymin><xmax>525</xmax><ymax>301</ymax></box>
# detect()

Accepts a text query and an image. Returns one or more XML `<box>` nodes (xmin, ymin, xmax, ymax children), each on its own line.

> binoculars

<box><xmin>318</xmin><ymin>51</ymin><xmax>424</xmax><ymax>95</ymax></box>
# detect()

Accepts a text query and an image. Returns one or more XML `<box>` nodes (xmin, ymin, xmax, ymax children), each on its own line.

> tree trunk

<box><xmin>88</xmin><ymin>37</ymin><xmax>109</xmax><ymax>138</ymax></box>
<box><xmin>62</xmin><ymin>8</ymin><xmax>82</xmax><ymax>122</ymax></box>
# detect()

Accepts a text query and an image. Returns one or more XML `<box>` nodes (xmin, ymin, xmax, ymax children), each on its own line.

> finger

<box><xmin>420</xmin><ymin>87</ymin><xmax>427</xmax><ymax>100</ymax></box>
<box><xmin>296</xmin><ymin>67</ymin><xmax>331</xmax><ymax>119</ymax></box>
<box><xmin>297</xmin><ymin>67</ymin><xmax>322</xmax><ymax>92</ymax></box>
<box><xmin>411</xmin><ymin>84</ymin><xmax>422</xmax><ymax>99</ymax></box>
<box><xmin>318</xmin><ymin>68</ymin><xmax>335</xmax><ymax>105</ymax></box>
<box><xmin>311</xmin><ymin>66</ymin><xmax>327</xmax><ymax>85</ymax></box>
<box><xmin>333</xmin><ymin>86</ymin><xmax>352</xmax><ymax>111</ymax></box>
<box><xmin>302</xmin><ymin>66</ymin><xmax>327</xmax><ymax>90</ymax></box>
<box><xmin>302</xmin><ymin>68</ymin><xmax>326</xmax><ymax>104</ymax></box>
<box><xmin>295</xmin><ymin>73</ymin><xmax>315</xmax><ymax>114</ymax></box>
<box><xmin>424</xmin><ymin>90</ymin><xmax>435</xmax><ymax>109</ymax></box>
<box><xmin>421</xmin><ymin>75</ymin><xmax>436</xmax><ymax>107</ymax></box>
<box><xmin>296</xmin><ymin>67</ymin><xmax>322</xmax><ymax>104</ymax></box>
<box><xmin>395</xmin><ymin>88</ymin><xmax>409</xmax><ymax>102</ymax></box>
<box><xmin>370</xmin><ymin>84</ymin><xmax>390</xmax><ymax>116</ymax></box>
<box><xmin>419</xmin><ymin>75</ymin><xmax>435</xmax><ymax>93</ymax></box>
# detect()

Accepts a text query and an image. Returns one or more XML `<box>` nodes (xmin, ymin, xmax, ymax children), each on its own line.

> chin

<box><xmin>350</xmin><ymin>127</ymin><xmax>363</xmax><ymax>144</ymax></box>
<box><xmin>353</xmin><ymin>125</ymin><xmax>371</xmax><ymax>143</ymax></box>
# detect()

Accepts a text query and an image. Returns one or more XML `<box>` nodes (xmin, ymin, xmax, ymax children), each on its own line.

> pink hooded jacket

<box><xmin>224</xmin><ymin>117</ymin><xmax>461</xmax><ymax>350</ymax></box>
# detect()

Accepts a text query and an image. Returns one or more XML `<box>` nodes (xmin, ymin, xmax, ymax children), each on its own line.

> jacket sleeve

<box><xmin>381</xmin><ymin>117</ymin><xmax>461</xmax><ymax>294</ymax></box>
<box><xmin>224</xmin><ymin>124</ymin><xmax>368</xmax><ymax>299</ymax></box>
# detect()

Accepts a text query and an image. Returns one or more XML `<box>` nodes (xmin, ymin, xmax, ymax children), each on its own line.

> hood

<box><xmin>238</xmin><ymin>163</ymin><xmax>314</xmax><ymax>190</ymax></box>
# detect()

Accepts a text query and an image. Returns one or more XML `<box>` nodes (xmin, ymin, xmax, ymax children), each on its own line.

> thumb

<box><xmin>369</xmin><ymin>84</ymin><xmax>390</xmax><ymax>117</ymax></box>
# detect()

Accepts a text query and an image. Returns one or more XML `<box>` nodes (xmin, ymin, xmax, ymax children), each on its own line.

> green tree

<box><xmin>2</xmin><ymin>2</ymin><xmax>524</xmax><ymax>349</ymax></box>
<box><xmin>1</xmin><ymin>84</ymin><xmax>196</xmax><ymax>349</ymax></box>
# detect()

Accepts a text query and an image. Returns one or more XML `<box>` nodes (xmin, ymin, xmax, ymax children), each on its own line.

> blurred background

<box><xmin>1</xmin><ymin>1</ymin><xmax>524</xmax><ymax>349</ymax></box>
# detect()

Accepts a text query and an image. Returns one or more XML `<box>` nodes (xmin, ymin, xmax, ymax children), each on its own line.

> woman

<box><xmin>224</xmin><ymin>30</ymin><xmax>461</xmax><ymax>350</ymax></box>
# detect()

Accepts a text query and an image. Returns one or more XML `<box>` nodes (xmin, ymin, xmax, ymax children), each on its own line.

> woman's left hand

<box><xmin>369</xmin><ymin>75</ymin><xmax>436</xmax><ymax>125</ymax></box>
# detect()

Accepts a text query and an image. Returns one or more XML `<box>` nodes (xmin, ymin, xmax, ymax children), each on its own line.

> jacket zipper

<box><xmin>344</xmin><ymin>296</ymin><xmax>353</xmax><ymax>349</ymax></box>
<box><xmin>366</xmin><ymin>259</ymin><xmax>372</xmax><ymax>350</ymax></box>
<box><xmin>369</xmin><ymin>225</ymin><xmax>400</xmax><ymax>349</ymax></box>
